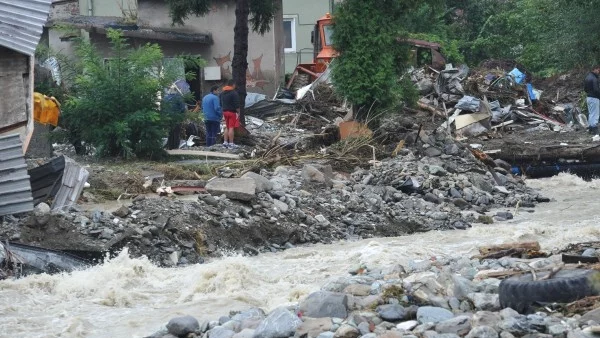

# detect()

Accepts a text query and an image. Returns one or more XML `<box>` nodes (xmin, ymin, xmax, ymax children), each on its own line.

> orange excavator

<box><xmin>285</xmin><ymin>13</ymin><xmax>447</xmax><ymax>92</ymax></box>
<box><xmin>286</xmin><ymin>13</ymin><xmax>336</xmax><ymax>91</ymax></box>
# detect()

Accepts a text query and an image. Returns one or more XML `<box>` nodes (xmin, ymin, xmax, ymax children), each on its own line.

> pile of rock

<box><xmin>146</xmin><ymin>252</ymin><xmax>597</xmax><ymax>338</ymax></box>
<box><xmin>0</xmin><ymin>137</ymin><xmax>547</xmax><ymax>266</ymax></box>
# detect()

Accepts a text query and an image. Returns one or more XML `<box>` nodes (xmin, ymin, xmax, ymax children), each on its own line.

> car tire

<box><xmin>498</xmin><ymin>269</ymin><xmax>600</xmax><ymax>313</ymax></box>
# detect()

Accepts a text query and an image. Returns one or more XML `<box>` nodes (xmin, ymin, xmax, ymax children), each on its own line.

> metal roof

<box><xmin>0</xmin><ymin>134</ymin><xmax>34</xmax><ymax>216</ymax></box>
<box><xmin>0</xmin><ymin>0</ymin><xmax>52</xmax><ymax>55</ymax></box>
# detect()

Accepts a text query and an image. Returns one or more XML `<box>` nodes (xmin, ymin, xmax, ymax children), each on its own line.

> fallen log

<box><xmin>416</xmin><ymin>102</ymin><xmax>446</xmax><ymax>118</ymax></box>
<box><xmin>562</xmin><ymin>254</ymin><xmax>600</xmax><ymax>264</ymax></box>
<box><xmin>478</xmin><ymin>241</ymin><xmax>541</xmax><ymax>256</ymax></box>
<box><xmin>489</xmin><ymin>143</ymin><xmax>600</xmax><ymax>163</ymax></box>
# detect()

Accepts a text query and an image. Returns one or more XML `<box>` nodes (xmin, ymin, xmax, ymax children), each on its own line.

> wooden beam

<box><xmin>478</xmin><ymin>241</ymin><xmax>541</xmax><ymax>256</ymax></box>
<box><xmin>166</xmin><ymin>149</ymin><xmax>241</xmax><ymax>160</ymax></box>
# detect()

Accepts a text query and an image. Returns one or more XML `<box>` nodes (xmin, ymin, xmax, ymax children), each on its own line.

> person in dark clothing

<box><xmin>220</xmin><ymin>79</ymin><xmax>241</xmax><ymax>148</ymax></box>
<box><xmin>163</xmin><ymin>85</ymin><xmax>187</xmax><ymax>150</ymax></box>
<box><xmin>584</xmin><ymin>66</ymin><xmax>600</xmax><ymax>134</ymax></box>
<box><xmin>202</xmin><ymin>85</ymin><xmax>222</xmax><ymax>147</ymax></box>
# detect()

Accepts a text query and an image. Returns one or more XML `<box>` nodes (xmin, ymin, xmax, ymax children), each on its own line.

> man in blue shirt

<box><xmin>201</xmin><ymin>85</ymin><xmax>222</xmax><ymax>146</ymax></box>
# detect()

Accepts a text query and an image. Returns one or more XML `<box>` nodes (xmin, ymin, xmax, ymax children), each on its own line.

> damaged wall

<box><xmin>136</xmin><ymin>0</ymin><xmax>284</xmax><ymax>96</ymax></box>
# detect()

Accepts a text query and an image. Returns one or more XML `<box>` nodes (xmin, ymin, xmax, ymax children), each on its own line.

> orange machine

<box><xmin>33</xmin><ymin>92</ymin><xmax>61</xmax><ymax>127</ymax></box>
<box><xmin>285</xmin><ymin>13</ymin><xmax>447</xmax><ymax>92</ymax></box>
<box><xmin>286</xmin><ymin>13</ymin><xmax>336</xmax><ymax>91</ymax></box>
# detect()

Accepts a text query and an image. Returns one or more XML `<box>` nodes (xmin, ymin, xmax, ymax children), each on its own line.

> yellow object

<box><xmin>33</xmin><ymin>92</ymin><xmax>61</xmax><ymax>127</ymax></box>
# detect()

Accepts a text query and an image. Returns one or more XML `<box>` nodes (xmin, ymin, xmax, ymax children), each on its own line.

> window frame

<box><xmin>283</xmin><ymin>15</ymin><xmax>297</xmax><ymax>53</ymax></box>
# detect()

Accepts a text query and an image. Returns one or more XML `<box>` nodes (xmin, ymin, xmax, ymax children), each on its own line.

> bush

<box><xmin>62</xmin><ymin>29</ymin><xmax>182</xmax><ymax>159</ymax></box>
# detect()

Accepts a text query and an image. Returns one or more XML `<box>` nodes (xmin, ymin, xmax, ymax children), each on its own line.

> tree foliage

<box><xmin>403</xmin><ymin>0</ymin><xmax>600</xmax><ymax>76</ymax></box>
<box><xmin>62</xmin><ymin>30</ymin><xmax>182</xmax><ymax>159</ymax></box>
<box><xmin>331</xmin><ymin>0</ymin><xmax>440</xmax><ymax>108</ymax></box>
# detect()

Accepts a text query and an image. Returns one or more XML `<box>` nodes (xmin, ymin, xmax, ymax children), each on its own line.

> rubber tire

<box><xmin>499</xmin><ymin>269</ymin><xmax>600</xmax><ymax>313</ymax></box>
<box><xmin>290</xmin><ymin>73</ymin><xmax>311</xmax><ymax>92</ymax></box>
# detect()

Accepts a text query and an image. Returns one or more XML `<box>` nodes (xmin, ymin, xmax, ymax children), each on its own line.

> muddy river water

<box><xmin>1</xmin><ymin>173</ymin><xmax>599</xmax><ymax>338</ymax></box>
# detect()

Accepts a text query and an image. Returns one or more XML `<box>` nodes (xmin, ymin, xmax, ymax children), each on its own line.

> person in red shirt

<box><xmin>220</xmin><ymin>79</ymin><xmax>241</xmax><ymax>148</ymax></box>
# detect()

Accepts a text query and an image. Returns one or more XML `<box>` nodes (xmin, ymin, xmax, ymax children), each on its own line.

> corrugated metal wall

<box><xmin>0</xmin><ymin>134</ymin><xmax>34</xmax><ymax>216</ymax></box>
<box><xmin>0</xmin><ymin>0</ymin><xmax>52</xmax><ymax>55</ymax></box>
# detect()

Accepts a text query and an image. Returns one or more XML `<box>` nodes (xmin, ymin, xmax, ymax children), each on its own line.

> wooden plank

<box><xmin>0</xmin><ymin>74</ymin><xmax>27</xmax><ymax>129</ymax></box>
<box><xmin>491</xmin><ymin>121</ymin><xmax>514</xmax><ymax>129</ymax></box>
<box><xmin>166</xmin><ymin>149</ymin><xmax>241</xmax><ymax>160</ymax></box>
<box><xmin>479</xmin><ymin>241</ymin><xmax>541</xmax><ymax>256</ymax></box>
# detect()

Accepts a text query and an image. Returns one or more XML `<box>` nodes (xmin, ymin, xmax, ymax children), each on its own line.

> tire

<box><xmin>290</xmin><ymin>73</ymin><xmax>311</xmax><ymax>92</ymax></box>
<box><xmin>499</xmin><ymin>269</ymin><xmax>600</xmax><ymax>313</ymax></box>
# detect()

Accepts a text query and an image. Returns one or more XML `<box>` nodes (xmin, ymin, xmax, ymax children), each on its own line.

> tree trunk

<box><xmin>233</xmin><ymin>0</ymin><xmax>249</xmax><ymax>126</ymax></box>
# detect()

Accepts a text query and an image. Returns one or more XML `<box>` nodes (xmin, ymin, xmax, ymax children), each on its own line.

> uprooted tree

<box><xmin>166</xmin><ymin>0</ymin><xmax>277</xmax><ymax>126</ymax></box>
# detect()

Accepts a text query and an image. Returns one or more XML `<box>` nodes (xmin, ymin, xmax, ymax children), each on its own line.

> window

<box><xmin>283</xmin><ymin>16</ymin><xmax>296</xmax><ymax>53</ymax></box>
<box><xmin>323</xmin><ymin>24</ymin><xmax>333</xmax><ymax>46</ymax></box>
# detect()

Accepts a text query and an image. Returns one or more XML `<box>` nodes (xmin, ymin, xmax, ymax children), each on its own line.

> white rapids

<box><xmin>1</xmin><ymin>173</ymin><xmax>600</xmax><ymax>338</ymax></box>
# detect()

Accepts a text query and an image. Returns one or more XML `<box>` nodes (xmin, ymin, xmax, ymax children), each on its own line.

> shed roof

<box><xmin>0</xmin><ymin>0</ymin><xmax>52</xmax><ymax>55</ymax></box>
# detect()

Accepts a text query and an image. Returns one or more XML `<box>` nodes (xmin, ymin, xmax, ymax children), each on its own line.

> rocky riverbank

<box><xmin>0</xmin><ymin>130</ymin><xmax>548</xmax><ymax>268</ymax></box>
<box><xmin>145</xmin><ymin>245</ymin><xmax>600</xmax><ymax>338</ymax></box>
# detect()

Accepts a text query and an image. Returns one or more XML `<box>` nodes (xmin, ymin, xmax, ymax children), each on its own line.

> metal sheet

<box><xmin>51</xmin><ymin>156</ymin><xmax>88</xmax><ymax>211</ymax></box>
<box><xmin>0</xmin><ymin>134</ymin><xmax>34</xmax><ymax>216</ymax></box>
<box><xmin>0</xmin><ymin>0</ymin><xmax>52</xmax><ymax>55</ymax></box>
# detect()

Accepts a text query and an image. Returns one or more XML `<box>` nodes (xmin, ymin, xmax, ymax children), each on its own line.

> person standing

<box><xmin>163</xmin><ymin>85</ymin><xmax>186</xmax><ymax>150</ymax></box>
<box><xmin>201</xmin><ymin>85</ymin><xmax>222</xmax><ymax>147</ymax></box>
<box><xmin>220</xmin><ymin>79</ymin><xmax>241</xmax><ymax>148</ymax></box>
<box><xmin>584</xmin><ymin>66</ymin><xmax>600</xmax><ymax>134</ymax></box>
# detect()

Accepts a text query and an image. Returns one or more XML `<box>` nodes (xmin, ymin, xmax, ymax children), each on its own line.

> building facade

<box><xmin>282</xmin><ymin>0</ymin><xmax>339</xmax><ymax>75</ymax></box>
<box><xmin>47</xmin><ymin>0</ymin><xmax>284</xmax><ymax>97</ymax></box>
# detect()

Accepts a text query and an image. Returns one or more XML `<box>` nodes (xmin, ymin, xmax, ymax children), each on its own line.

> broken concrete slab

<box><xmin>205</xmin><ymin>178</ymin><xmax>256</xmax><ymax>201</ymax></box>
<box><xmin>242</xmin><ymin>172</ymin><xmax>274</xmax><ymax>193</ymax></box>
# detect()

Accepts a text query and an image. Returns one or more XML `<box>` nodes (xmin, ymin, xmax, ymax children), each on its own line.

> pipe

<box><xmin>88</xmin><ymin>0</ymin><xmax>93</xmax><ymax>16</ymax></box>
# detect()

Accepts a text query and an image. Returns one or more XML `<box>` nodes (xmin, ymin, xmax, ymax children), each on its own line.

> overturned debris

<box><xmin>28</xmin><ymin>155</ymin><xmax>89</xmax><ymax>211</ymax></box>
<box><xmin>0</xmin><ymin>241</ymin><xmax>88</xmax><ymax>279</ymax></box>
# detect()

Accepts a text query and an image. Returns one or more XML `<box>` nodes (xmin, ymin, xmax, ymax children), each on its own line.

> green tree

<box><xmin>62</xmin><ymin>29</ymin><xmax>182</xmax><ymax>159</ymax></box>
<box><xmin>166</xmin><ymin>0</ymin><xmax>277</xmax><ymax>126</ymax></box>
<box><xmin>331</xmin><ymin>0</ymin><xmax>441</xmax><ymax>109</ymax></box>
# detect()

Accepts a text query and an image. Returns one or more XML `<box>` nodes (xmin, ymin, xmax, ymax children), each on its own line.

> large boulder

<box><xmin>299</xmin><ymin>291</ymin><xmax>348</xmax><ymax>319</ymax></box>
<box><xmin>417</xmin><ymin>307</ymin><xmax>454</xmax><ymax>324</ymax></box>
<box><xmin>253</xmin><ymin>307</ymin><xmax>302</xmax><ymax>338</ymax></box>
<box><xmin>334</xmin><ymin>324</ymin><xmax>360</xmax><ymax>338</ymax></box>
<box><xmin>435</xmin><ymin>315</ymin><xmax>472</xmax><ymax>336</ymax></box>
<box><xmin>376</xmin><ymin>304</ymin><xmax>407</xmax><ymax>322</ymax></box>
<box><xmin>465</xmin><ymin>326</ymin><xmax>499</xmax><ymax>338</ymax></box>
<box><xmin>166</xmin><ymin>315</ymin><xmax>200</xmax><ymax>337</ymax></box>
<box><xmin>210</xmin><ymin>327</ymin><xmax>236</xmax><ymax>338</ymax></box>
<box><xmin>206</xmin><ymin>178</ymin><xmax>256</xmax><ymax>201</ymax></box>
<box><xmin>295</xmin><ymin>317</ymin><xmax>333</xmax><ymax>338</ymax></box>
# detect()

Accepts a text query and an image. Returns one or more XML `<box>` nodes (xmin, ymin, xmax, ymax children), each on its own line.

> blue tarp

<box><xmin>509</xmin><ymin>68</ymin><xmax>525</xmax><ymax>84</ymax></box>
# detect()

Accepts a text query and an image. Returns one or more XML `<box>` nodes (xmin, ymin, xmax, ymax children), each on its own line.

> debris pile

<box><xmin>144</xmin><ymin>240</ymin><xmax>600</xmax><ymax>338</ymax></box>
<box><xmin>1</xmin><ymin>134</ymin><xmax>546</xmax><ymax>269</ymax></box>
